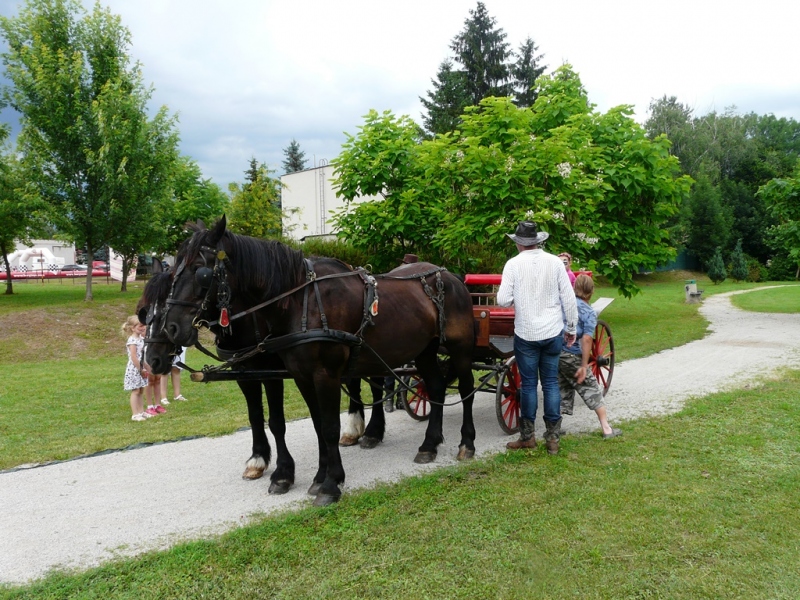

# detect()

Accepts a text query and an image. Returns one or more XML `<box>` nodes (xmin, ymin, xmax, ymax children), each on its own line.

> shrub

<box><xmin>729</xmin><ymin>239</ymin><xmax>749</xmax><ymax>282</ymax></box>
<box><xmin>767</xmin><ymin>254</ymin><xmax>799</xmax><ymax>281</ymax></box>
<box><xmin>298</xmin><ymin>237</ymin><xmax>374</xmax><ymax>270</ymax></box>
<box><xmin>706</xmin><ymin>247</ymin><xmax>727</xmax><ymax>284</ymax></box>
<box><xmin>746</xmin><ymin>257</ymin><xmax>768</xmax><ymax>282</ymax></box>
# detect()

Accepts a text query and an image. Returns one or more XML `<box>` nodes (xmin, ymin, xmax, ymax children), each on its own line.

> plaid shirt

<box><xmin>497</xmin><ymin>248</ymin><xmax>577</xmax><ymax>341</ymax></box>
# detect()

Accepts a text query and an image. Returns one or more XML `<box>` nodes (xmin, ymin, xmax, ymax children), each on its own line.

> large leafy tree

<box><xmin>335</xmin><ymin>66</ymin><xmax>692</xmax><ymax>297</ymax></box>
<box><xmin>758</xmin><ymin>163</ymin><xmax>800</xmax><ymax>279</ymax></box>
<box><xmin>0</xmin><ymin>148</ymin><xmax>44</xmax><ymax>294</ymax></box>
<box><xmin>282</xmin><ymin>139</ymin><xmax>307</xmax><ymax>174</ymax></box>
<box><xmin>227</xmin><ymin>158</ymin><xmax>283</xmax><ymax>238</ymax></box>
<box><xmin>0</xmin><ymin>0</ymin><xmax>179</xmax><ymax>300</ymax></box>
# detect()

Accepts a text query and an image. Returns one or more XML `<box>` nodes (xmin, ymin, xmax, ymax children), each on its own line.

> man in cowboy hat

<box><xmin>497</xmin><ymin>221</ymin><xmax>578</xmax><ymax>455</ymax></box>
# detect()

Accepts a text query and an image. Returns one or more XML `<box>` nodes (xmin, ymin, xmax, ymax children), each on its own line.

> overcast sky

<box><xmin>1</xmin><ymin>0</ymin><xmax>798</xmax><ymax>188</ymax></box>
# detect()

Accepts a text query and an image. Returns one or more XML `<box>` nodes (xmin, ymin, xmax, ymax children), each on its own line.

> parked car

<box><xmin>59</xmin><ymin>264</ymin><xmax>88</xmax><ymax>277</ymax></box>
<box><xmin>60</xmin><ymin>264</ymin><xmax>88</xmax><ymax>272</ymax></box>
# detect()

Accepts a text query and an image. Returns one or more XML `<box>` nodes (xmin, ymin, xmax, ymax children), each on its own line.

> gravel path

<box><xmin>2</xmin><ymin>287</ymin><xmax>799</xmax><ymax>585</ymax></box>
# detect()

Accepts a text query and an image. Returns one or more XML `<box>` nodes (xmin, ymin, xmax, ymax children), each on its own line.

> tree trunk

<box><xmin>121</xmin><ymin>257</ymin><xmax>129</xmax><ymax>292</ymax></box>
<box><xmin>1</xmin><ymin>243</ymin><xmax>13</xmax><ymax>295</ymax></box>
<box><xmin>84</xmin><ymin>248</ymin><xmax>94</xmax><ymax>301</ymax></box>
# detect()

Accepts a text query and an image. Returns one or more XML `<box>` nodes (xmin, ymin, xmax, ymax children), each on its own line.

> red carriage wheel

<box><xmin>399</xmin><ymin>375</ymin><xmax>431</xmax><ymax>421</ymax></box>
<box><xmin>590</xmin><ymin>319</ymin><xmax>615</xmax><ymax>396</ymax></box>
<box><xmin>495</xmin><ymin>356</ymin><xmax>521</xmax><ymax>434</ymax></box>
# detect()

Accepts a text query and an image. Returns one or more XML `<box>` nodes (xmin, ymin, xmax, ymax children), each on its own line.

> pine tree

<box><xmin>729</xmin><ymin>238</ymin><xmax>749</xmax><ymax>281</ymax></box>
<box><xmin>420</xmin><ymin>60</ymin><xmax>470</xmax><ymax>135</ymax></box>
<box><xmin>511</xmin><ymin>37</ymin><xmax>546</xmax><ymax>108</ymax></box>
<box><xmin>449</xmin><ymin>2</ymin><xmax>511</xmax><ymax>105</ymax></box>
<box><xmin>282</xmin><ymin>139</ymin><xmax>307</xmax><ymax>174</ymax></box>
<box><xmin>707</xmin><ymin>247</ymin><xmax>727</xmax><ymax>284</ymax></box>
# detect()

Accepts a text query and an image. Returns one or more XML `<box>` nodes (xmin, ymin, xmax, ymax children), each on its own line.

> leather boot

<box><xmin>506</xmin><ymin>418</ymin><xmax>537</xmax><ymax>450</ymax></box>
<box><xmin>544</xmin><ymin>418</ymin><xmax>562</xmax><ymax>455</ymax></box>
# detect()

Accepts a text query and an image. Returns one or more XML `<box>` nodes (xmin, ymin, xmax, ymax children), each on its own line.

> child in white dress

<box><xmin>122</xmin><ymin>315</ymin><xmax>151</xmax><ymax>421</ymax></box>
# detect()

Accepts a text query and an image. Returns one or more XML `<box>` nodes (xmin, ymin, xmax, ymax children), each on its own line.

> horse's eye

<box><xmin>195</xmin><ymin>267</ymin><xmax>213</xmax><ymax>290</ymax></box>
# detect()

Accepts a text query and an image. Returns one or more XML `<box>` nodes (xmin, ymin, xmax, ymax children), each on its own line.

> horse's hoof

<box><xmin>414</xmin><ymin>451</ymin><xmax>437</xmax><ymax>464</ymax></box>
<box><xmin>359</xmin><ymin>436</ymin><xmax>381</xmax><ymax>449</ymax></box>
<box><xmin>242</xmin><ymin>467</ymin><xmax>265</xmax><ymax>480</ymax></box>
<box><xmin>339</xmin><ymin>435</ymin><xmax>359</xmax><ymax>447</ymax></box>
<box><xmin>312</xmin><ymin>493</ymin><xmax>340</xmax><ymax>507</ymax></box>
<box><xmin>307</xmin><ymin>482</ymin><xmax>323</xmax><ymax>496</ymax></box>
<box><xmin>457</xmin><ymin>446</ymin><xmax>475</xmax><ymax>461</ymax></box>
<box><xmin>268</xmin><ymin>479</ymin><xmax>292</xmax><ymax>495</ymax></box>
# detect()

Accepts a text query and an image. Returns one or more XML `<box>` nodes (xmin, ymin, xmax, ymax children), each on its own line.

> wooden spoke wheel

<box><xmin>399</xmin><ymin>375</ymin><xmax>431</xmax><ymax>421</ymax></box>
<box><xmin>495</xmin><ymin>356</ymin><xmax>521</xmax><ymax>434</ymax></box>
<box><xmin>589</xmin><ymin>319</ymin><xmax>615</xmax><ymax>396</ymax></box>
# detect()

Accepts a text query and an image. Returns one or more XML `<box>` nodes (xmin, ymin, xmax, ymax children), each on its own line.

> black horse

<box><xmin>140</xmin><ymin>267</ymin><xmax>390</xmax><ymax>494</ymax></box>
<box><xmin>160</xmin><ymin>217</ymin><xmax>476</xmax><ymax>506</ymax></box>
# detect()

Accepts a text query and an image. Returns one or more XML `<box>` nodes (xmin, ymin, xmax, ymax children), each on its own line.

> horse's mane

<box><xmin>184</xmin><ymin>222</ymin><xmax>307</xmax><ymax>299</ymax></box>
<box><xmin>135</xmin><ymin>271</ymin><xmax>172</xmax><ymax>312</ymax></box>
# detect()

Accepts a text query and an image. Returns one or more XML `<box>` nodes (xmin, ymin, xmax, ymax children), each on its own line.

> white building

<box><xmin>280</xmin><ymin>160</ymin><xmax>379</xmax><ymax>241</ymax></box>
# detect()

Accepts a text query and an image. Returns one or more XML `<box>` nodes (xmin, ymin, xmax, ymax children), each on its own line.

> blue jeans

<box><xmin>514</xmin><ymin>334</ymin><xmax>564</xmax><ymax>424</ymax></box>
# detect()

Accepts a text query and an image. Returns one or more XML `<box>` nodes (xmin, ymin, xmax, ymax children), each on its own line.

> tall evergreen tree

<box><xmin>282</xmin><ymin>139</ymin><xmax>307</xmax><ymax>174</ymax></box>
<box><xmin>419</xmin><ymin>60</ymin><xmax>470</xmax><ymax>135</ymax></box>
<box><xmin>686</xmin><ymin>174</ymin><xmax>732</xmax><ymax>266</ymax></box>
<box><xmin>729</xmin><ymin>238</ymin><xmax>749</xmax><ymax>281</ymax></box>
<box><xmin>511</xmin><ymin>37</ymin><xmax>546</xmax><ymax>108</ymax></box>
<box><xmin>449</xmin><ymin>2</ymin><xmax>511</xmax><ymax>105</ymax></box>
<box><xmin>706</xmin><ymin>247</ymin><xmax>727</xmax><ymax>284</ymax></box>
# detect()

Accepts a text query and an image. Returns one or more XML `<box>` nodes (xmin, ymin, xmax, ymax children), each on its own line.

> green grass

<box><xmin>729</xmin><ymin>284</ymin><xmax>800</xmax><ymax>313</ymax></box>
<box><xmin>2</xmin><ymin>369</ymin><xmax>799</xmax><ymax>599</ymax></box>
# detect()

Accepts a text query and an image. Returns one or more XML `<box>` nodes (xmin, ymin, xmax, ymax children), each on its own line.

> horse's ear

<box><xmin>208</xmin><ymin>215</ymin><xmax>227</xmax><ymax>245</ymax></box>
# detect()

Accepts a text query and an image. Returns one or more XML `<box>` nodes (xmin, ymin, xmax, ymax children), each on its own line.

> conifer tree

<box><xmin>729</xmin><ymin>238</ymin><xmax>749</xmax><ymax>281</ymax></box>
<box><xmin>707</xmin><ymin>247</ymin><xmax>727</xmax><ymax>284</ymax></box>
<box><xmin>282</xmin><ymin>139</ymin><xmax>307</xmax><ymax>174</ymax></box>
<box><xmin>511</xmin><ymin>37</ymin><xmax>546</xmax><ymax>108</ymax></box>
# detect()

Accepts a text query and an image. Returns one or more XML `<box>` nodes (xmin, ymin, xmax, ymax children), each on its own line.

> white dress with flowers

<box><xmin>123</xmin><ymin>335</ymin><xmax>148</xmax><ymax>390</ymax></box>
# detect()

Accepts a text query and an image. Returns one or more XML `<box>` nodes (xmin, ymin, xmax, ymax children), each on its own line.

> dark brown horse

<box><xmin>160</xmin><ymin>217</ymin><xmax>476</xmax><ymax>506</ymax></box>
<box><xmin>140</xmin><ymin>270</ymin><xmax>389</xmax><ymax>495</ymax></box>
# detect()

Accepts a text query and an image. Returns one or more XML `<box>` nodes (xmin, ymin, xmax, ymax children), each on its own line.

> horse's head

<box><xmin>138</xmin><ymin>271</ymin><xmax>182</xmax><ymax>375</ymax></box>
<box><xmin>164</xmin><ymin>216</ymin><xmax>230</xmax><ymax>347</ymax></box>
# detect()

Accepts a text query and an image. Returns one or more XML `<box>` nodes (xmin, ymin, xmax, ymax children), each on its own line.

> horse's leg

<box><xmin>452</xmin><ymin>350</ymin><xmax>477</xmax><ymax>461</ymax></box>
<box><xmin>294</xmin><ymin>378</ymin><xmax>328</xmax><ymax>496</ymax></box>
<box><xmin>413</xmin><ymin>343</ymin><xmax>447</xmax><ymax>464</ymax></box>
<box><xmin>339</xmin><ymin>377</ymin><xmax>365</xmax><ymax>446</ymax></box>
<box><xmin>264</xmin><ymin>378</ymin><xmax>296</xmax><ymax>494</ymax></box>
<box><xmin>360</xmin><ymin>376</ymin><xmax>386</xmax><ymax>449</ymax></box>
<box><xmin>312</xmin><ymin>375</ymin><xmax>347</xmax><ymax>507</ymax></box>
<box><xmin>238</xmin><ymin>380</ymin><xmax>271</xmax><ymax>480</ymax></box>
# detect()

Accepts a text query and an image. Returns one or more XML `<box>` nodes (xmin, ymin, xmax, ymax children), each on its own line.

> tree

<box><xmin>758</xmin><ymin>163</ymin><xmax>800</xmax><ymax>279</ymax></box>
<box><xmin>0</xmin><ymin>149</ymin><xmax>43</xmax><ymax>295</ymax></box>
<box><xmin>334</xmin><ymin>66</ymin><xmax>692</xmax><ymax>297</ymax></box>
<box><xmin>282</xmin><ymin>139</ymin><xmax>307</xmax><ymax>174</ymax></box>
<box><xmin>419</xmin><ymin>60</ymin><xmax>470</xmax><ymax>136</ymax></box>
<box><xmin>0</xmin><ymin>0</ymin><xmax>179</xmax><ymax>300</ymax></box>
<box><xmin>511</xmin><ymin>37</ymin><xmax>546</xmax><ymax>108</ymax></box>
<box><xmin>451</xmin><ymin>2</ymin><xmax>511</xmax><ymax>105</ymax></box>
<box><xmin>227</xmin><ymin>159</ymin><xmax>283</xmax><ymax>238</ymax></box>
<box><xmin>156</xmin><ymin>156</ymin><xmax>230</xmax><ymax>256</ymax></box>
<box><xmin>421</xmin><ymin>2</ymin><xmax>516</xmax><ymax>136</ymax></box>
<box><xmin>706</xmin><ymin>247</ymin><xmax>727</xmax><ymax>284</ymax></box>
<box><xmin>686</xmin><ymin>174</ymin><xmax>731</xmax><ymax>266</ymax></box>
<box><xmin>729</xmin><ymin>239</ymin><xmax>748</xmax><ymax>282</ymax></box>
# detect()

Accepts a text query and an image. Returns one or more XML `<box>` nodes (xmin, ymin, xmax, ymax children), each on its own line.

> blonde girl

<box><xmin>122</xmin><ymin>315</ymin><xmax>152</xmax><ymax>421</ymax></box>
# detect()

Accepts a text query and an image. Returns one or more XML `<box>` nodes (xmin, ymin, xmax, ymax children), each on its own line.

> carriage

<box><xmin>395</xmin><ymin>272</ymin><xmax>615</xmax><ymax>434</ymax></box>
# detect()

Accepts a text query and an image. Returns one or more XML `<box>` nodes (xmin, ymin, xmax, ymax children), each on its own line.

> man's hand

<box><xmin>564</xmin><ymin>332</ymin><xmax>576</xmax><ymax>347</ymax></box>
<box><xmin>575</xmin><ymin>365</ymin><xmax>588</xmax><ymax>384</ymax></box>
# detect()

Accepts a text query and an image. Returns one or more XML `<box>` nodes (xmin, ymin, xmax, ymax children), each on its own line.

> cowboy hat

<box><xmin>506</xmin><ymin>221</ymin><xmax>549</xmax><ymax>246</ymax></box>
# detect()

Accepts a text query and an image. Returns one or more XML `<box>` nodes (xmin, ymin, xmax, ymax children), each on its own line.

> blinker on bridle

<box><xmin>166</xmin><ymin>245</ymin><xmax>232</xmax><ymax>332</ymax></box>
